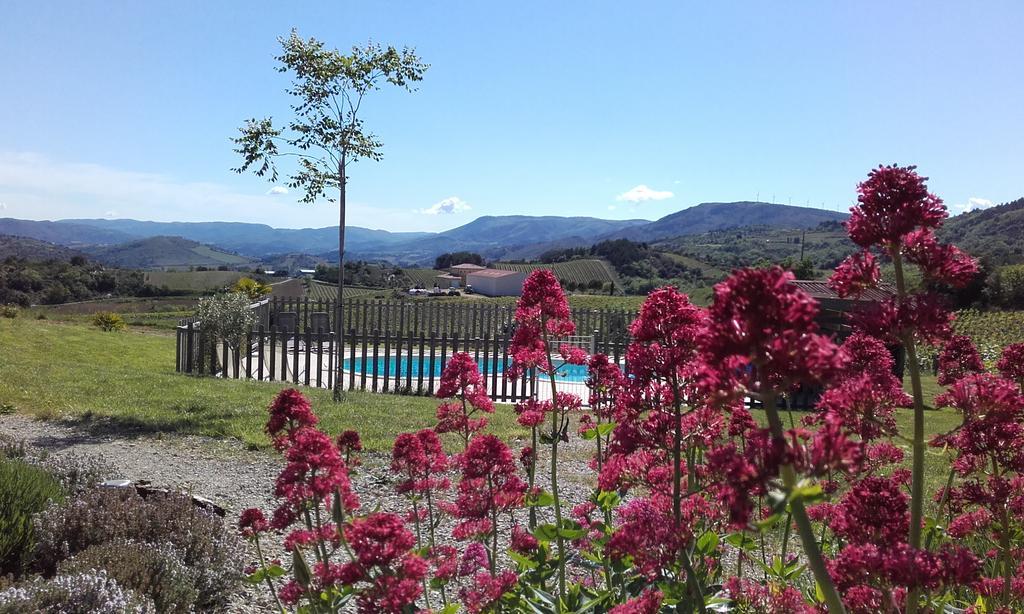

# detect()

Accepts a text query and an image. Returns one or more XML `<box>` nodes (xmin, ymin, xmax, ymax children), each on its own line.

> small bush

<box><xmin>0</xmin><ymin>459</ymin><xmax>65</xmax><ymax>577</ymax></box>
<box><xmin>92</xmin><ymin>311</ymin><xmax>126</xmax><ymax>332</ymax></box>
<box><xmin>0</xmin><ymin>570</ymin><xmax>153</xmax><ymax>613</ymax></box>
<box><xmin>33</xmin><ymin>488</ymin><xmax>244</xmax><ymax>609</ymax></box>
<box><xmin>0</xmin><ymin>305</ymin><xmax>17</xmax><ymax>319</ymax></box>
<box><xmin>59</xmin><ymin>541</ymin><xmax>198</xmax><ymax>613</ymax></box>
<box><xmin>0</xmin><ymin>435</ymin><xmax>110</xmax><ymax>495</ymax></box>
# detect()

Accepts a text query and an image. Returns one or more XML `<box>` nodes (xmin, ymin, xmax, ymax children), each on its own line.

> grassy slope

<box><xmin>0</xmin><ymin>319</ymin><xmax>524</xmax><ymax>451</ymax></box>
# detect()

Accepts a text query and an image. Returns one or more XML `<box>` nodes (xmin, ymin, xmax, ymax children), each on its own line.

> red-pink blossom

<box><xmin>453</xmin><ymin>435</ymin><xmax>527</xmax><ymax>541</ymax></box>
<box><xmin>831</xmin><ymin>475</ymin><xmax>909</xmax><ymax>545</ymax></box>
<box><xmin>846</xmin><ymin>164</ymin><xmax>947</xmax><ymax>248</ymax></box>
<box><xmin>937</xmin><ymin>334</ymin><xmax>986</xmax><ymax>385</ymax></box>
<box><xmin>607</xmin><ymin>493</ymin><xmax>714</xmax><ymax>579</ymax></box>
<box><xmin>996</xmin><ymin>342</ymin><xmax>1024</xmax><ymax>387</ymax></box>
<box><xmin>508</xmin><ymin>270</ymin><xmax>575</xmax><ymax>378</ymax></box>
<box><xmin>238</xmin><ymin>507</ymin><xmax>270</xmax><ymax>538</ymax></box>
<box><xmin>723</xmin><ymin>577</ymin><xmax>814</xmax><ymax>613</ymax></box>
<box><xmin>266</xmin><ymin>388</ymin><xmax>318</xmax><ymax>449</ymax></box>
<box><xmin>336</xmin><ymin>430</ymin><xmax>363</xmax><ymax>465</ymax></box>
<box><xmin>830</xmin><ymin>250</ymin><xmax>881</xmax><ymax>298</ymax></box>
<box><xmin>609</xmin><ymin>589</ymin><xmax>664</xmax><ymax>614</ymax></box>
<box><xmin>850</xmin><ymin>292</ymin><xmax>953</xmax><ymax>346</ymax></box>
<box><xmin>903</xmin><ymin>228</ymin><xmax>979</xmax><ymax>288</ymax></box>
<box><xmin>273</xmin><ymin>427</ymin><xmax>359</xmax><ymax>523</ymax></box>
<box><xmin>459</xmin><ymin>570</ymin><xmax>518</xmax><ymax>614</ymax></box>
<box><xmin>391</xmin><ymin>429</ymin><xmax>450</xmax><ymax>495</ymax></box>
<box><xmin>702</xmin><ymin>266</ymin><xmax>845</xmax><ymax>396</ymax></box>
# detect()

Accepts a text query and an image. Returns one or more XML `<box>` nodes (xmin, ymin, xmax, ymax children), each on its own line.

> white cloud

<box><xmin>607</xmin><ymin>205</ymin><xmax>616</xmax><ymax>211</ymax></box>
<box><xmin>616</xmin><ymin>184</ymin><xmax>674</xmax><ymax>203</ymax></box>
<box><xmin>422</xmin><ymin>196</ymin><xmax>471</xmax><ymax>215</ymax></box>
<box><xmin>949</xmin><ymin>196</ymin><xmax>995</xmax><ymax>216</ymax></box>
<box><xmin>0</xmin><ymin>202</ymin><xmax>7</xmax><ymax>210</ymax></box>
<box><xmin>267</xmin><ymin>186</ymin><xmax>289</xmax><ymax>196</ymax></box>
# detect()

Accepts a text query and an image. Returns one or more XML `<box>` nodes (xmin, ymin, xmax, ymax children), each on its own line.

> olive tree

<box><xmin>232</xmin><ymin>30</ymin><xmax>427</xmax><ymax>399</ymax></box>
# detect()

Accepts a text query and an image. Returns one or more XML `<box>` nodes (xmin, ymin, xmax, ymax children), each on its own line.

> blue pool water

<box><xmin>342</xmin><ymin>356</ymin><xmax>589</xmax><ymax>383</ymax></box>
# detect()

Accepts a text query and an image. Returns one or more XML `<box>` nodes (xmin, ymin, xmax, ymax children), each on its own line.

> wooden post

<box><xmin>416</xmin><ymin>331</ymin><xmax>426</xmax><ymax>394</ymax></box>
<box><xmin>257</xmin><ymin>326</ymin><xmax>266</xmax><ymax>381</ymax></box>
<box><xmin>371</xmin><ymin>329</ymin><xmax>380</xmax><ymax>392</ymax></box>
<box><xmin>316</xmin><ymin>329</ymin><xmax>323</xmax><ymax>388</ymax></box>
<box><xmin>245</xmin><ymin>329</ymin><xmax>253</xmax><ymax>380</ymax></box>
<box><xmin>269</xmin><ymin>327</ymin><xmax>277</xmax><ymax>381</ymax></box>
<box><xmin>405</xmin><ymin>329</ymin><xmax>414</xmax><ymax>392</ymax></box>
<box><xmin>348</xmin><ymin>328</ymin><xmax>357</xmax><ymax>391</ymax></box>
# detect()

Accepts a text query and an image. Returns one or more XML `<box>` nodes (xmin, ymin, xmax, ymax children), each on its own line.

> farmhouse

<box><xmin>789</xmin><ymin>279</ymin><xmax>904</xmax><ymax>374</ymax></box>
<box><xmin>466</xmin><ymin>269</ymin><xmax>528</xmax><ymax>297</ymax></box>
<box><xmin>449</xmin><ymin>263</ymin><xmax>485</xmax><ymax>284</ymax></box>
<box><xmin>434</xmin><ymin>273</ymin><xmax>462</xmax><ymax>289</ymax></box>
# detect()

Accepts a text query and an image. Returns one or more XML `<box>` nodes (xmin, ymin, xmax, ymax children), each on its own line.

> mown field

<box><xmin>0</xmin><ymin>318</ymin><xmax>524</xmax><ymax>451</ymax></box>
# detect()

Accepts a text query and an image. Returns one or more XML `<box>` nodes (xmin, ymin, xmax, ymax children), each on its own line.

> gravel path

<box><xmin>0</xmin><ymin>413</ymin><xmax>599</xmax><ymax>612</ymax></box>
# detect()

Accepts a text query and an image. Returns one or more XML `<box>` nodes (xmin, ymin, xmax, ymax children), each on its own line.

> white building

<box><xmin>466</xmin><ymin>269</ymin><xmax>528</xmax><ymax>297</ymax></box>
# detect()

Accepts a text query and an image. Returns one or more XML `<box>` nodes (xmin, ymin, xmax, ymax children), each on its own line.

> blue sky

<box><xmin>1</xmin><ymin>1</ymin><xmax>1021</xmax><ymax>232</ymax></box>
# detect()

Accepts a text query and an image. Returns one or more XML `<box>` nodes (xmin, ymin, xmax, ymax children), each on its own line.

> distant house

<box><xmin>466</xmin><ymin>269</ymin><xmax>528</xmax><ymax>297</ymax></box>
<box><xmin>299</xmin><ymin>268</ymin><xmax>317</xmax><ymax>277</ymax></box>
<box><xmin>435</xmin><ymin>273</ymin><xmax>462</xmax><ymax>289</ymax></box>
<box><xmin>449</xmin><ymin>263</ymin><xmax>486</xmax><ymax>285</ymax></box>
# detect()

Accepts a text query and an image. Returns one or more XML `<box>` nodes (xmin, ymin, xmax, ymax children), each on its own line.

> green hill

<box><xmin>939</xmin><ymin>197</ymin><xmax>1024</xmax><ymax>265</ymax></box>
<box><xmin>0</xmin><ymin>235</ymin><xmax>83</xmax><ymax>262</ymax></box>
<box><xmin>84</xmin><ymin>236</ymin><xmax>254</xmax><ymax>270</ymax></box>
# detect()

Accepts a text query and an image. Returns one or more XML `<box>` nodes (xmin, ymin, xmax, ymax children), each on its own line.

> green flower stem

<box><xmin>671</xmin><ymin>373</ymin><xmax>707</xmax><ymax>613</ymax></box>
<box><xmin>763</xmin><ymin>394</ymin><xmax>846</xmax><ymax>614</ymax></box>
<box><xmin>254</xmin><ymin>536</ymin><xmax>285</xmax><ymax>613</ymax></box>
<box><xmin>540</xmin><ymin>317</ymin><xmax>566</xmax><ymax>610</ymax></box>
<box><xmin>891</xmin><ymin>248</ymin><xmax>926</xmax><ymax>614</ymax></box>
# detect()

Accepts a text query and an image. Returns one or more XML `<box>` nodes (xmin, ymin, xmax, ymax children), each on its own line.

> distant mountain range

<box><xmin>2</xmin><ymin>203</ymin><xmax>845</xmax><ymax>267</ymax></box>
<box><xmin>3</xmin><ymin>197</ymin><xmax>1022</xmax><ymax>271</ymax></box>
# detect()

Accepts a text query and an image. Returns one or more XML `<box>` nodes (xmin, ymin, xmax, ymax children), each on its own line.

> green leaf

<box><xmin>724</xmin><ymin>532</ymin><xmax>756</xmax><ymax>551</ymax></box>
<box><xmin>265</xmin><ymin>564</ymin><xmax>286</xmax><ymax>578</ymax></box>
<box><xmin>508</xmin><ymin>550</ymin><xmax>539</xmax><ymax>570</ymax></box>
<box><xmin>596</xmin><ymin>490</ymin><xmax>621</xmax><ymax>510</ymax></box>
<box><xmin>695</xmin><ymin>530</ymin><xmax>719</xmax><ymax>554</ymax></box>
<box><xmin>580</xmin><ymin>428</ymin><xmax>598</xmax><ymax>440</ymax></box>
<box><xmin>292</xmin><ymin>549</ymin><xmax>312</xmax><ymax>588</ymax></box>
<box><xmin>534</xmin><ymin>523</ymin><xmax>559</xmax><ymax>542</ymax></box>
<box><xmin>527</xmin><ymin>491</ymin><xmax>556</xmax><ymax>507</ymax></box>
<box><xmin>595</xmin><ymin>422</ymin><xmax>616</xmax><ymax>437</ymax></box>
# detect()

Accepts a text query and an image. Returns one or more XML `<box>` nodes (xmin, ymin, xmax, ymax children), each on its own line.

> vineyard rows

<box><xmin>492</xmin><ymin>259</ymin><xmax>616</xmax><ymax>288</ymax></box>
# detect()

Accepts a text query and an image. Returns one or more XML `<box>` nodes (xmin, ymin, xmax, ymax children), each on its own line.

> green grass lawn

<box><xmin>0</xmin><ymin>317</ymin><xmax>962</xmax><ymax>495</ymax></box>
<box><xmin>0</xmin><ymin>318</ymin><xmax>524</xmax><ymax>451</ymax></box>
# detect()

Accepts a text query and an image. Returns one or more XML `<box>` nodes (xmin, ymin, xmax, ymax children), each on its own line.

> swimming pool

<box><xmin>342</xmin><ymin>356</ymin><xmax>590</xmax><ymax>383</ymax></box>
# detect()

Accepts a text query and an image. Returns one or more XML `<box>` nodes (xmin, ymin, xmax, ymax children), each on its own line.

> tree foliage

<box><xmin>434</xmin><ymin>252</ymin><xmax>484</xmax><ymax>269</ymax></box>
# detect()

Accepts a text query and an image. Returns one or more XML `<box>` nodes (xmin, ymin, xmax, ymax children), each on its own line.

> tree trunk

<box><xmin>333</xmin><ymin>153</ymin><xmax>347</xmax><ymax>401</ymax></box>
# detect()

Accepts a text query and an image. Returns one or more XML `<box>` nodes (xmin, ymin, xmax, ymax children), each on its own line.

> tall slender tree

<box><xmin>233</xmin><ymin>30</ymin><xmax>427</xmax><ymax>400</ymax></box>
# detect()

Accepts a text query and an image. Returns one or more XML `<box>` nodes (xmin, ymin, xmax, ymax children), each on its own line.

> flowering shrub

<box><xmin>242</xmin><ymin>167</ymin><xmax>1024</xmax><ymax>613</ymax></box>
<box><xmin>33</xmin><ymin>488</ymin><xmax>244</xmax><ymax>609</ymax></box>
<box><xmin>0</xmin><ymin>570</ymin><xmax>153</xmax><ymax>613</ymax></box>
<box><xmin>91</xmin><ymin>311</ymin><xmax>126</xmax><ymax>332</ymax></box>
